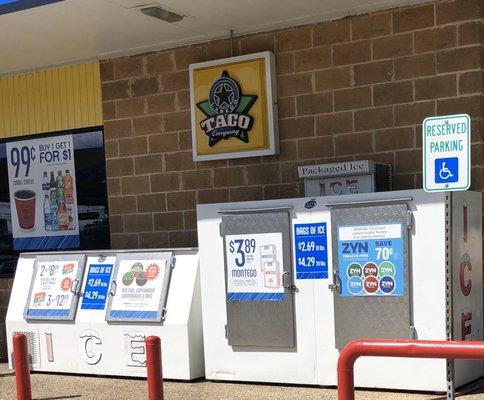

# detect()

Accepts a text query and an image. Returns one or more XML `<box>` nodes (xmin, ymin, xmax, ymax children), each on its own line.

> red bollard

<box><xmin>146</xmin><ymin>335</ymin><xmax>164</xmax><ymax>400</ymax></box>
<box><xmin>13</xmin><ymin>333</ymin><xmax>32</xmax><ymax>400</ymax></box>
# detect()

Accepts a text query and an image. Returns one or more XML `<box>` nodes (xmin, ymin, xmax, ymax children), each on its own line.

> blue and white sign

<box><xmin>337</xmin><ymin>223</ymin><xmax>404</xmax><ymax>297</ymax></box>
<box><xmin>225</xmin><ymin>232</ymin><xmax>285</xmax><ymax>301</ymax></box>
<box><xmin>81</xmin><ymin>262</ymin><xmax>114</xmax><ymax>310</ymax></box>
<box><xmin>423</xmin><ymin>114</ymin><xmax>470</xmax><ymax>192</ymax></box>
<box><xmin>294</xmin><ymin>223</ymin><xmax>328</xmax><ymax>279</ymax></box>
<box><xmin>6</xmin><ymin>134</ymin><xmax>79</xmax><ymax>250</ymax></box>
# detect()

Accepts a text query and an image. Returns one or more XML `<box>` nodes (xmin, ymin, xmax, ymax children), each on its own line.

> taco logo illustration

<box><xmin>196</xmin><ymin>70</ymin><xmax>258</xmax><ymax>147</ymax></box>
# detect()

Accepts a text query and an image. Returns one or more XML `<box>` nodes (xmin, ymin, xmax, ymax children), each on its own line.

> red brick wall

<box><xmin>100</xmin><ymin>0</ymin><xmax>483</xmax><ymax>249</ymax></box>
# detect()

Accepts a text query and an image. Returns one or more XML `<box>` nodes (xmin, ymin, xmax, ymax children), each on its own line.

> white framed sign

<box><xmin>225</xmin><ymin>232</ymin><xmax>285</xmax><ymax>301</ymax></box>
<box><xmin>423</xmin><ymin>114</ymin><xmax>471</xmax><ymax>192</ymax></box>
<box><xmin>105</xmin><ymin>252</ymin><xmax>174</xmax><ymax>322</ymax></box>
<box><xmin>24</xmin><ymin>254</ymin><xmax>86</xmax><ymax>320</ymax></box>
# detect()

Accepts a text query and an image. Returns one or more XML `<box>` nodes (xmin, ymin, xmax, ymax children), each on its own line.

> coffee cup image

<box><xmin>14</xmin><ymin>190</ymin><xmax>36</xmax><ymax>230</ymax></box>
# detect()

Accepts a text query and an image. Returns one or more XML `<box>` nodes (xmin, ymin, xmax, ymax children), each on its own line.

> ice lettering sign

<box><xmin>81</xmin><ymin>257</ymin><xmax>115</xmax><ymax>310</ymax></box>
<box><xmin>294</xmin><ymin>223</ymin><xmax>328</xmax><ymax>279</ymax></box>
<box><xmin>423</xmin><ymin>114</ymin><xmax>470</xmax><ymax>192</ymax></box>
<box><xmin>6</xmin><ymin>134</ymin><xmax>79</xmax><ymax>250</ymax></box>
<box><xmin>24</xmin><ymin>255</ymin><xmax>85</xmax><ymax>320</ymax></box>
<box><xmin>225</xmin><ymin>232</ymin><xmax>285</xmax><ymax>301</ymax></box>
<box><xmin>106</xmin><ymin>254</ymin><xmax>172</xmax><ymax>322</ymax></box>
<box><xmin>337</xmin><ymin>223</ymin><xmax>404</xmax><ymax>297</ymax></box>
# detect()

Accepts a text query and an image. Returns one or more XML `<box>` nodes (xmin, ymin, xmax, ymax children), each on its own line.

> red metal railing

<box><xmin>146</xmin><ymin>335</ymin><xmax>164</xmax><ymax>400</ymax></box>
<box><xmin>13</xmin><ymin>333</ymin><xmax>164</xmax><ymax>400</ymax></box>
<box><xmin>13</xmin><ymin>333</ymin><xmax>32</xmax><ymax>400</ymax></box>
<box><xmin>337</xmin><ymin>339</ymin><xmax>484</xmax><ymax>400</ymax></box>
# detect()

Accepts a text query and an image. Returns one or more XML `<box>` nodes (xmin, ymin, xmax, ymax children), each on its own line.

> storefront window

<box><xmin>0</xmin><ymin>127</ymin><xmax>110</xmax><ymax>276</ymax></box>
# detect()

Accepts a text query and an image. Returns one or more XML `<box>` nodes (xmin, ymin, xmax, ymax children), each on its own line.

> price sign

<box><xmin>6</xmin><ymin>134</ymin><xmax>79</xmax><ymax>250</ymax></box>
<box><xmin>81</xmin><ymin>258</ymin><xmax>115</xmax><ymax>310</ymax></box>
<box><xmin>225</xmin><ymin>232</ymin><xmax>284</xmax><ymax>301</ymax></box>
<box><xmin>24</xmin><ymin>254</ymin><xmax>85</xmax><ymax>320</ymax></box>
<box><xmin>337</xmin><ymin>223</ymin><xmax>404</xmax><ymax>297</ymax></box>
<box><xmin>294</xmin><ymin>222</ymin><xmax>328</xmax><ymax>279</ymax></box>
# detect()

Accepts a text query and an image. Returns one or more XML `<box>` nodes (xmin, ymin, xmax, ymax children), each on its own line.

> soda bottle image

<box><xmin>51</xmin><ymin>196</ymin><xmax>59</xmax><ymax>231</ymax></box>
<box><xmin>64</xmin><ymin>170</ymin><xmax>73</xmax><ymax>200</ymax></box>
<box><xmin>56</xmin><ymin>171</ymin><xmax>65</xmax><ymax>203</ymax></box>
<box><xmin>43</xmin><ymin>195</ymin><xmax>52</xmax><ymax>231</ymax></box>
<box><xmin>66</xmin><ymin>202</ymin><xmax>76</xmax><ymax>230</ymax></box>
<box><xmin>42</xmin><ymin>172</ymin><xmax>50</xmax><ymax>196</ymax></box>
<box><xmin>50</xmin><ymin>171</ymin><xmax>57</xmax><ymax>206</ymax></box>
<box><xmin>58</xmin><ymin>201</ymin><xmax>68</xmax><ymax>231</ymax></box>
<box><xmin>64</xmin><ymin>170</ymin><xmax>76</xmax><ymax>230</ymax></box>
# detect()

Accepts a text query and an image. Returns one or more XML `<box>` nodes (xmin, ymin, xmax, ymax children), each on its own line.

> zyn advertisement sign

<box><xmin>6</xmin><ymin>134</ymin><xmax>79</xmax><ymax>250</ymax></box>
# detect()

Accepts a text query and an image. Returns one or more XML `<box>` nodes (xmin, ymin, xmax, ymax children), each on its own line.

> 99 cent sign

<box><xmin>6</xmin><ymin>134</ymin><xmax>79</xmax><ymax>250</ymax></box>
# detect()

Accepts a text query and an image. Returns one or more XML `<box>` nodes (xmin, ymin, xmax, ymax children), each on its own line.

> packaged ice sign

<box><xmin>6</xmin><ymin>134</ymin><xmax>79</xmax><ymax>250</ymax></box>
<box><xmin>337</xmin><ymin>223</ymin><xmax>404</xmax><ymax>297</ymax></box>
<box><xmin>294</xmin><ymin>223</ymin><xmax>328</xmax><ymax>279</ymax></box>
<box><xmin>106</xmin><ymin>253</ymin><xmax>174</xmax><ymax>322</ymax></box>
<box><xmin>225</xmin><ymin>232</ymin><xmax>285</xmax><ymax>301</ymax></box>
<box><xmin>24</xmin><ymin>254</ymin><xmax>86</xmax><ymax>320</ymax></box>
<box><xmin>423</xmin><ymin>114</ymin><xmax>470</xmax><ymax>192</ymax></box>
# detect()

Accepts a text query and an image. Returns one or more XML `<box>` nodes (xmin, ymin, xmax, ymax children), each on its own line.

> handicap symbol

<box><xmin>439</xmin><ymin>162</ymin><xmax>453</xmax><ymax>180</ymax></box>
<box><xmin>434</xmin><ymin>157</ymin><xmax>458</xmax><ymax>185</ymax></box>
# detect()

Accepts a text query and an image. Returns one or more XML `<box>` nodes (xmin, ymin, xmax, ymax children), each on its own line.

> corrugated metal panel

<box><xmin>0</xmin><ymin>61</ymin><xmax>102</xmax><ymax>139</ymax></box>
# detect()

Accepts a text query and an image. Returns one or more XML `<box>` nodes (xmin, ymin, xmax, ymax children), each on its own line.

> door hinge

<box><xmin>224</xmin><ymin>324</ymin><xmax>228</xmax><ymax>339</ymax></box>
<box><xmin>406</xmin><ymin>210</ymin><xmax>413</xmax><ymax>230</ymax></box>
<box><xmin>219</xmin><ymin>222</ymin><xmax>224</xmax><ymax>237</ymax></box>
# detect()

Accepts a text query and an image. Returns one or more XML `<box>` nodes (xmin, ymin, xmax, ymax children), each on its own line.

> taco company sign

<box><xmin>189</xmin><ymin>52</ymin><xmax>278</xmax><ymax>161</ymax></box>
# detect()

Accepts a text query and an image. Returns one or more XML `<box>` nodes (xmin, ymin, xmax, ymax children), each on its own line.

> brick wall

<box><xmin>100</xmin><ymin>0</ymin><xmax>483</xmax><ymax>249</ymax></box>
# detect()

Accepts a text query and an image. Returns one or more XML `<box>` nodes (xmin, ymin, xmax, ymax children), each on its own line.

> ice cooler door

<box><xmin>220</xmin><ymin>210</ymin><xmax>296</xmax><ymax>347</ymax></box>
<box><xmin>331</xmin><ymin>203</ymin><xmax>411</xmax><ymax>349</ymax></box>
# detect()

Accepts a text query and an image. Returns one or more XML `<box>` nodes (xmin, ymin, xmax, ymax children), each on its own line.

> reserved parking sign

<box><xmin>423</xmin><ymin>114</ymin><xmax>471</xmax><ymax>192</ymax></box>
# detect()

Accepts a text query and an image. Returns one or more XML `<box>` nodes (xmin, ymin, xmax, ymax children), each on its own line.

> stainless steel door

<box><xmin>331</xmin><ymin>203</ymin><xmax>411</xmax><ymax>348</ymax></box>
<box><xmin>221</xmin><ymin>210</ymin><xmax>296</xmax><ymax>347</ymax></box>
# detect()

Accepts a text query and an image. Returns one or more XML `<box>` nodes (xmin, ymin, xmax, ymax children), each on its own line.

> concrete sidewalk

<box><xmin>1</xmin><ymin>364</ymin><xmax>483</xmax><ymax>400</ymax></box>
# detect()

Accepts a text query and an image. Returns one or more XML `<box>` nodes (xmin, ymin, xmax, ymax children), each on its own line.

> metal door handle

<box><xmin>282</xmin><ymin>271</ymin><xmax>296</xmax><ymax>290</ymax></box>
<box><xmin>328</xmin><ymin>270</ymin><xmax>341</xmax><ymax>293</ymax></box>
<box><xmin>109</xmin><ymin>281</ymin><xmax>117</xmax><ymax>297</ymax></box>
<box><xmin>70</xmin><ymin>279</ymin><xmax>79</xmax><ymax>295</ymax></box>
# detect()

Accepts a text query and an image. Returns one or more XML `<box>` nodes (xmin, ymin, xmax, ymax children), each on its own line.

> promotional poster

<box><xmin>25</xmin><ymin>260</ymin><xmax>80</xmax><ymax>318</ymax></box>
<box><xmin>6</xmin><ymin>134</ymin><xmax>79</xmax><ymax>250</ymax></box>
<box><xmin>337</xmin><ymin>223</ymin><xmax>404</xmax><ymax>297</ymax></box>
<box><xmin>225</xmin><ymin>232</ymin><xmax>285</xmax><ymax>301</ymax></box>
<box><xmin>107</xmin><ymin>259</ymin><xmax>167</xmax><ymax>321</ymax></box>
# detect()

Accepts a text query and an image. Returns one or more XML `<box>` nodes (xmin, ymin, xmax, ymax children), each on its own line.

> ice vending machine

<box><xmin>197</xmin><ymin>189</ymin><xmax>482</xmax><ymax>391</ymax></box>
<box><xmin>6</xmin><ymin>248</ymin><xmax>204</xmax><ymax>379</ymax></box>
